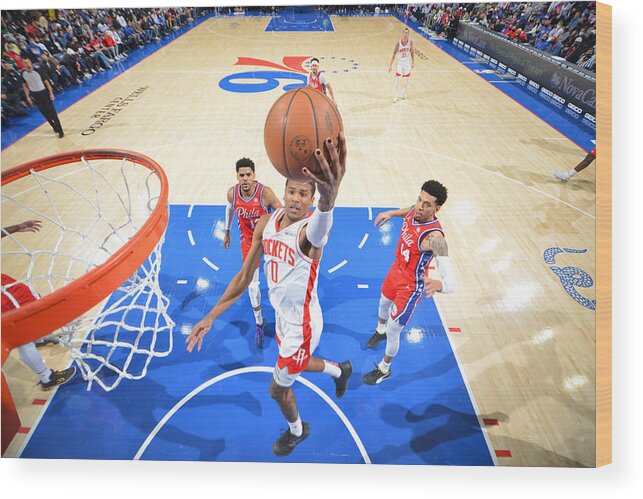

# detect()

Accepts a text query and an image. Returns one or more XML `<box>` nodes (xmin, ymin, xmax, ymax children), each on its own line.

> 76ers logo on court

<box><xmin>544</xmin><ymin>247</ymin><xmax>595</xmax><ymax>310</ymax></box>
<box><xmin>219</xmin><ymin>56</ymin><xmax>310</xmax><ymax>93</ymax></box>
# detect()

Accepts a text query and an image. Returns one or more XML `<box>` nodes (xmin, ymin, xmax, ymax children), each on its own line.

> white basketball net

<box><xmin>1</xmin><ymin>155</ymin><xmax>174</xmax><ymax>391</ymax></box>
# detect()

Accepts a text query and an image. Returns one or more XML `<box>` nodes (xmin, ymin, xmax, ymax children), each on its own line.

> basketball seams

<box><xmin>265</xmin><ymin>88</ymin><xmax>342</xmax><ymax>181</ymax></box>
<box><xmin>301</xmin><ymin>90</ymin><xmax>319</xmax><ymax>176</ymax></box>
<box><xmin>282</xmin><ymin>88</ymin><xmax>301</xmax><ymax>179</ymax></box>
<box><xmin>327</xmin><ymin>96</ymin><xmax>343</xmax><ymax>135</ymax></box>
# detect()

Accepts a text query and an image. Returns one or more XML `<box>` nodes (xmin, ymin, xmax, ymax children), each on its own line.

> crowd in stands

<box><xmin>2</xmin><ymin>7</ymin><xmax>202</xmax><ymax>125</ymax></box>
<box><xmin>405</xmin><ymin>2</ymin><xmax>596</xmax><ymax>72</ymax></box>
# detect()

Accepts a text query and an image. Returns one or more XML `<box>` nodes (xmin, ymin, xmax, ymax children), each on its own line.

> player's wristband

<box><xmin>435</xmin><ymin>256</ymin><xmax>456</xmax><ymax>294</ymax></box>
<box><xmin>224</xmin><ymin>201</ymin><xmax>234</xmax><ymax>231</ymax></box>
<box><xmin>307</xmin><ymin>207</ymin><xmax>334</xmax><ymax>248</ymax></box>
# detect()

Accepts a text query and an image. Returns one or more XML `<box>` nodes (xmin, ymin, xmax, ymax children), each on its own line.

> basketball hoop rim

<box><xmin>1</xmin><ymin>149</ymin><xmax>169</xmax><ymax>358</ymax></box>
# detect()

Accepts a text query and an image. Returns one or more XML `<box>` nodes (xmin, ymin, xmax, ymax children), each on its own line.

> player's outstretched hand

<box><xmin>422</xmin><ymin>277</ymin><xmax>443</xmax><ymax>298</ymax></box>
<box><xmin>302</xmin><ymin>132</ymin><xmax>347</xmax><ymax>211</ymax></box>
<box><xmin>16</xmin><ymin>220</ymin><xmax>42</xmax><ymax>233</ymax></box>
<box><xmin>186</xmin><ymin>318</ymin><xmax>213</xmax><ymax>353</ymax></box>
<box><xmin>374</xmin><ymin>211</ymin><xmax>392</xmax><ymax>228</ymax></box>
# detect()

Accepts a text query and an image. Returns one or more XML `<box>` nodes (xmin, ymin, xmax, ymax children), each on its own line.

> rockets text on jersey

<box><xmin>261</xmin><ymin>208</ymin><xmax>318</xmax><ymax>315</ymax></box>
<box><xmin>398</xmin><ymin>39</ymin><xmax>411</xmax><ymax>62</ymax></box>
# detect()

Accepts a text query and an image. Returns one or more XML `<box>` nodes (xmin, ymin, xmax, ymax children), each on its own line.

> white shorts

<box><xmin>272</xmin><ymin>312</ymin><xmax>322</xmax><ymax>387</ymax></box>
<box><xmin>396</xmin><ymin>61</ymin><xmax>411</xmax><ymax>77</ymax></box>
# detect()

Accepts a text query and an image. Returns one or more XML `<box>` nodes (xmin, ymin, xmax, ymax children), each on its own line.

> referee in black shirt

<box><xmin>20</xmin><ymin>57</ymin><xmax>64</xmax><ymax>138</ymax></box>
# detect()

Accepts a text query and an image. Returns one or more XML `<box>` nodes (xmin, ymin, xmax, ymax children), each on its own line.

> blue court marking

<box><xmin>20</xmin><ymin>206</ymin><xmax>494</xmax><ymax>465</ymax></box>
<box><xmin>393</xmin><ymin>12</ymin><xmax>596</xmax><ymax>153</ymax></box>
<box><xmin>265</xmin><ymin>7</ymin><xmax>334</xmax><ymax>32</ymax></box>
<box><xmin>1</xmin><ymin>14</ymin><xmax>212</xmax><ymax>151</ymax></box>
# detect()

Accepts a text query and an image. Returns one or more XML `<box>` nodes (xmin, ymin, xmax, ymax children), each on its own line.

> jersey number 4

<box><xmin>401</xmin><ymin>246</ymin><xmax>411</xmax><ymax>263</ymax></box>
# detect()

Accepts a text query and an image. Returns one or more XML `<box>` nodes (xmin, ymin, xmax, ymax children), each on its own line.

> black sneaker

<box><xmin>272</xmin><ymin>422</ymin><xmax>310</xmax><ymax>457</ymax></box>
<box><xmin>40</xmin><ymin>366</ymin><xmax>76</xmax><ymax>390</ymax></box>
<box><xmin>58</xmin><ymin>129</ymin><xmax>64</xmax><ymax>138</ymax></box>
<box><xmin>363</xmin><ymin>364</ymin><xmax>391</xmax><ymax>385</ymax></box>
<box><xmin>334</xmin><ymin>360</ymin><xmax>352</xmax><ymax>398</ymax></box>
<box><xmin>366</xmin><ymin>330</ymin><xmax>387</xmax><ymax>349</ymax></box>
<box><xmin>35</xmin><ymin>338</ymin><xmax>59</xmax><ymax>348</ymax></box>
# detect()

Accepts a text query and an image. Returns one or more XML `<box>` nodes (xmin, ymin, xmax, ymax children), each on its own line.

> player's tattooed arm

<box><xmin>420</xmin><ymin>232</ymin><xmax>448</xmax><ymax>255</ymax></box>
<box><xmin>421</xmin><ymin>232</ymin><xmax>456</xmax><ymax>296</ymax></box>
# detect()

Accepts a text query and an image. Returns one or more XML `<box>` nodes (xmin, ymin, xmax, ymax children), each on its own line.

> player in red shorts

<box><xmin>554</xmin><ymin>147</ymin><xmax>596</xmax><ymax>181</ymax></box>
<box><xmin>2</xmin><ymin>220</ymin><xmax>75</xmax><ymax>390</ymax></box>
<box><xmin>363</xmin><ymin>180</ymin><xmax>457</xmax><ymax>384</ymax></box>
<box><xmin>224</xmin><ymin>158</ymin><xmax>282</xmax><ymax>347</ymax></box>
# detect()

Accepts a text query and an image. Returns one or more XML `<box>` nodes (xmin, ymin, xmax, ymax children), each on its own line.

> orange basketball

<box><xmin>264</xmin><ymin>87</ymin><xmax>343</xmax><ymax>182</ymax></box>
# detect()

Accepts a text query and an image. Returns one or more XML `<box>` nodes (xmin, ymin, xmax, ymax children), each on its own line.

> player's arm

<box><xmin>186</xmin><ymin>214</ymin><xmax>269</xmax><ymax>352</ymax></box>
<box><xmin>1</xmin><ymin>220</ymin><xmax>42</xmax><ymax>237</ymax></box>
<box><xmin>374</xmin><ymin>207</ymin><xmax>413</xmax><ymax>227</ymax></box>
<box><xmin>325</xmin><ymin>79</ymin><xmax>336</xmax><ymax>102</ymax></box>
<box><xmin>300</xmin><ymin>132</ymin><xmax>347</xmax><ymax>259</ymax></box>
<box><xmin>262</xmin><ymin>186</ymin><xmax>283</xmax><ymax>211</ymax></box>
<box><xmin>419</xmin><ymin>231</ymin><xmax>457</xmax><ymax>296</ymax></box>
<box><xmin>389</xmin><ymin>42</ymin><xmax>399</xmax><ymax>72</ymax></box>
<box><xmin>223</xmin><ymin>186</ymin><xmax>234</xmax><ymax>249</ymax></box>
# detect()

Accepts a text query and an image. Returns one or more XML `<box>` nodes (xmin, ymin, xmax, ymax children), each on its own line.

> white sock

<box><xmin>323</xmin><ymin>360</ymin><xmax>341</xmax><ymax>378</ymax></box>
<box><xmin>394</xmin><ymin>77</ymin><xmax>400</xmax><ymax>99</ymax></box>
<box><xmin>288</xmin><ymin>414</ymin><xmax>303</xmax><ymax>437</ymax></box>
<box><xmin>401</xmin><ymin>78</ymin><xmax>409</xmax><ymax>97</ymax></box>
<box><xmin>18</xmin><ymin>343</ymin><xmax>52</xmax><ymax>382</ymax></box>
<box><xmin>568</xmin><ymin>169</ymin><xmax>577</xmax><ymax>177</ymax></box>
<box><xmin>378</xmin><ymin>359</ymin><xmax>391</xmax><ymax>373</ymax></box>
<box><xmin>253</xmin><ymin>308</ymin><xmax>263</xmax><ymax>325</ymax></box>
<box><xmin>376</xmin><ymin>322</ymin><xmax>387</xmax><ymax>335</ymax></box>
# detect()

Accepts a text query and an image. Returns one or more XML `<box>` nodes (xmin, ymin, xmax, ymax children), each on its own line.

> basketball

<box><xmin>264</xmin><ymin>87</ymin><xmax>343</xmax><ymax>182</ymax></box>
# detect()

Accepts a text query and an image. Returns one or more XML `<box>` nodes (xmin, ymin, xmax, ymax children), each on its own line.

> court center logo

<box><xmin>544</xmin><ymin>247</ymin><xmax>595</xmax><ymax>310</ymax></box>
<box><xmin>219</xmin><ymin>56</ymin><xmax>310</xmax><ymax>93</ymax></box>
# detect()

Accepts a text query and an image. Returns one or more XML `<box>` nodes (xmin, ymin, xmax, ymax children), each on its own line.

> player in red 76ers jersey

<box><xmin>188</xmin><ymin>134</ymin><xmax>352</xmax><ymax>457</ymax></box>
<box><xmin>224</xmin><ymin>158</ymin><xmax>282</xmax><ymax>348</ymax></box>
<box><xmin>363</xmin><ymin>180</ymin><xmax>457</xmax><ymax>385</ymax></box>
<box><xmin>306</xmin><ymin>57</ymin><xmax>336</xmax><ymax>103</ymax></box>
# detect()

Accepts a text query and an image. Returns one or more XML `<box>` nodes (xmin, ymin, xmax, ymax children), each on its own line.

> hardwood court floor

<box><xmin>1</xmin><ymin>15</ymin><xmax>596</xmax><ymax>466</ymax></box>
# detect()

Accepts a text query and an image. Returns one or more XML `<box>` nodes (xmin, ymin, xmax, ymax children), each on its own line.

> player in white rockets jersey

<box><xmin>388</xmin><ymin>27</ymin><xmax>415</xmax><ymax>103</ymax></box>
<box><xmin>187</xmin><ymin>133</ymin><xmax>352</xmax><ymax>457</ymax></box>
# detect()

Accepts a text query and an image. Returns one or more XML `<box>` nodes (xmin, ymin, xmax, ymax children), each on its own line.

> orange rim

<box><xmin>1</xmin><ymin>149</ymin><xmax>169</xmax><ymax>361</ymax></box>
